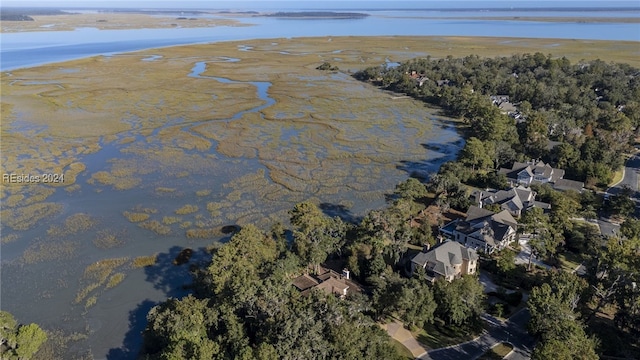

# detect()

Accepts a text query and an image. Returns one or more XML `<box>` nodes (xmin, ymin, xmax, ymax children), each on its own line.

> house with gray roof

<box><xmin>498</xmin><ymin>160</ymin><xmax>584</xmax><ymax>192</ymax></box>
<box><xmin>411</xmin><ymin>241</ymin><xmax>478</xmax><ymax>283</ymax></box>
<box><xmin>439</xmin><ymin>206</ymin><xmax>518</xmax><ymax>253</ymax></box>
<box><xmin>472</xmin><ymin>185</ymin><xmax>551</xmax><ymax>217</ymax></box>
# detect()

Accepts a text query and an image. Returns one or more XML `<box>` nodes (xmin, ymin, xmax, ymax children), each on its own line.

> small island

<box><xmin>263</xmin><ymin>11</ymin><xmax>369</xmax><ymax>19</ymax></box>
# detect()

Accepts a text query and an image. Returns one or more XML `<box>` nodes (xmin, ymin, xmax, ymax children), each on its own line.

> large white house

<box><xmin>499</xmin><ymin>160</ymin><xmax>584</xmax><ymax>192</ymax></box>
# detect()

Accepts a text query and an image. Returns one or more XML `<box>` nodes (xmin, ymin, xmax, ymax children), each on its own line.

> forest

<box><xmin>355</xmin><ymin>53</ymin><xmax>639</xmax><ymax>188</ymax></box>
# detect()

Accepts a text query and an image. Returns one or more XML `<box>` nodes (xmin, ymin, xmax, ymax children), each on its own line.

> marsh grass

<box><xmin>47</xmin><ymin>213</ymin><xmax>97</xmax><ymax>237</ymax></box>
<box><xmin>89</xmin><ymin>171</ymin><xmax>142</xmax><ymax>190</ymax></box>
<box><xmin>22</xmin><ymin>239</ymin><xmax>78</xmax><ymax>264</ymax></box>
<box><xmin>93</xmin><ymin>229</ymin><xmax>125</xmax><ymax>249</ymax></box>
<box><xmin>75</xmin><ymin>283</ymin><xmax>101</xmax><ymax>304</ymax></box>
<box><xmin>122</xmin><ymin>211</ymin><xmax>150</xmax><ymax>223</ymax></box>
<box><xmin>196</xmin><ymin>189</ymin><xmax>211</xmax><ymax>197</ymax></box>
<box><xmin>132</xmin><ymin>255</ymin><xmax>157</xmax><ymax>268</ymax></box>
<box><xmin>1</xmin><ymin>13</ymin><xmax>242</xmax><ymax>33</ymax></box>
<box><xmin>1</xmin><ymin>233</ymin><xmax>20</xmax><ymax>244</ymax></box>
<box><xmin>106</xmin><ymin>273</ymin><xmax>126</xmax><ymax>289</ymax></box>
<box><xmin>158</xmin><ymin>128</ymin><xmax>211</xmax><ymax>151</ymax></box>
<box><xmin>162</xmin><ymin>216</ymin><xmax>181</xmax><ymax>225</ymax></box>
<box><xmin>4</xmin><ymin>194</ymin><xmax>24</xmax><ymax>207</ymax></box>
<box><xmin>84</xmin><ymin>296</ymin><xmax>97</xmax><ymax>310</ymax></box>
<box><xmin>2</xmin><ymin>38</ymin><xmax>638</xmax><ymax>283</ymax></box>
<box><xmin>156</xmin><ymin>187</ymin><xmax>176</xmax><ymax>193</ymax></box>
<box><xmin>135</xmin><ymin>206</ymin><xmax>158</xmax><ymax>214</ymax></box>
<box><xmin>139</xmin><ymin>220</ymin><xmax>171</xmax><ymax>235</ymax></box>
<box><xmin>57</xmin><ymin>162</ymin><xmax>86</xmax><ymax>187</ymax></box>
<box><xmin>175</xmin><ymin>204</ymin><xmax>199</xmax><ymax>215</ymax></box>
<box><xmin>65</xmin><ymin>184</ymin><xmax>81</xmax><ymax>193</ymax></box>
<box><xmin>75</xmin><ymin>257</ymin><xmax>130</xmax><ymax>304</ymax></box>
<box><xmin>186</xmin><ymin>228</ymin><xmax>223</xmax><ymax>239</ymax></box>
<box><xmin>1</xmin><ymin>202</ymin><xmax>63</xmax><ymax>230</ymax></box>
<box><xmin>20</xmin><ymin>186</ymin><xmax>56</xmax><ymax>206</ymax></box>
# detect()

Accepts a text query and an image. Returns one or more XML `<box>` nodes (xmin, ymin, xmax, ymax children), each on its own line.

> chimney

<box><xmin>423</xmin><ymin>243</ymin><xmax>431</xmax><ymax>252</ymax></box>
<box><xmin>342</xmin><ymin>269</ymin><xmax>350</xmax><ymax>280</ymax></box>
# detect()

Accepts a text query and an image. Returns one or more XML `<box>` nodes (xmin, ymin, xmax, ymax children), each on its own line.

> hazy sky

<box><xmin>3</xmin><ymin>0</ymin><xmax>639</xmax><ymax>9</ymax></box>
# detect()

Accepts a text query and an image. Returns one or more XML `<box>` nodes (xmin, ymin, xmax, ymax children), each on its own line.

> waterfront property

<box><xmin>472</xmin><ymin>185</ymin><xmax>551</xmax><ymax>217</ymax></box>
<box><xmin>292</xmin><ymin>267</ymin><xmax>358</xmax><ymax>298</ymax></box>
<box><xmin>410</xmin><ymin>241</ymin><xmax>479</xmax><ymax>282</ymax></box>
<box><xmin>440</xmin><ymin>206</ymin><xmax>518</xmax><ymax>253</ymax></box>
<box><xmin>499</xmin><ymin>160</ymin><xmax>584</xmax><ymax>192</ymax></box>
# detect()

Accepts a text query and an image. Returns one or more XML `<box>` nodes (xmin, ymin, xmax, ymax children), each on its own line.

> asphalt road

<box><xmin>607</xmin><ymin>154</ymin><xmax>640</xmax><ymax>197</ymax></box>
<box><xmin>418</xmin><ymin>309</ymin><xmax>535</xmax><ymax>360</ymax></box>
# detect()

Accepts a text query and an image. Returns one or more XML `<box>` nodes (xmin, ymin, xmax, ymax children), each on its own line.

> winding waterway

<box><xmin>1</xmin><ymin>42</ymin><xmax>462</xmax><ymax>358</ymax></box>
<box><xmin>1</xmin><ymin>8</ymin><xmax>639</xmax><ymax>70</ymax></box>
<box><xmin>0</xmin><ymin>7</ymin><xmax>638</xmax><ymax>359</ymax></box>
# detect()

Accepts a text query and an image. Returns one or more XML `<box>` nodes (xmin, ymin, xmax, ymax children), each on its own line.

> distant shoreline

<box><xmin>377</xmin><ymin>15</ymin><xmax>640</xmax><ymax>24</ymax></box>
<box><xmin>261</xmin><ymin>11</ymin><xmax>369</xmax><ymax>20</ymax></box>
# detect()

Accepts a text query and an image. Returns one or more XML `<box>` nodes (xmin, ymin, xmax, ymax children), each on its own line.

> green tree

<box><xmin>434</xmin><ymin>275</ymin><xmax>485</xmax><ymax>325</ymax></box>
<box><xmin>460</xmin><ymin>137</ymin><xmax>493</xmax><ymax>172</ymax></box>
<box><xmin>528</xmin><ymin>273</ymin><xmax>597</xmax><ymax>360</ymax></box>
<box><xmin>496</xmin><ymin>249</ymin><xmax>516</xmax><ymax>274</ymax></box>
<box><xmin>620</xmin><ymin>217</ymin><xmax>640</xmax><ymax>240</ymax></box>
<box><xmin>608</xmin><ymin>186</ymin><xmax>636</xmax><ymax>218</ymax></box>
<box><xmin>394</xmin><ymin>177</ymin><xmax>427</xmax><ymax>202</ymax></box>
<box><xmin>531</xmin><ymin>324</ymin><xmax>599</xmax><ymax>360</ymax></box>
<box><xmin>0</xmin><ymin>311</ymin><xmax>47</xmax><ymax>360</ymax></box>
<box><xmin>290</xmin><ymin>202</ymin><xmax>347</xmax><ymax>273</ymax></box>
<box><xmin>399</xmin><ymin>277</ymin><xmax>437</xmax><ymax>329</ymax></box>
<box><xmin>142</xmin><ymin>296</ymin><xmax>220</xmax><ymax>359</ymax></box>
<box><xmin>206</xmin><ymin>224</ymin><xmax>277</xmax><ymax>300</ymax></box>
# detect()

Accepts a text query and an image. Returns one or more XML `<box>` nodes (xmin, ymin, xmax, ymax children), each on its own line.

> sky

<box><xmin>2</xmin><ymin>1</ymin><xmax>639</xmax><ymax>9</ymax></box>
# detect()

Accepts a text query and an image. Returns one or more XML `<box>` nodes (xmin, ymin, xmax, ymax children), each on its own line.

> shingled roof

<box><xmin>411</xmin><ymin>241</ymin><xmax>478</xmax><ymax>279</ymax></box>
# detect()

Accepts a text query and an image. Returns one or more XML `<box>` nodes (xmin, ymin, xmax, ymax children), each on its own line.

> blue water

<box><xmin>1</xmin><ymin>10</ymin><xmax>638</xmax><ymax>71</ymax></box>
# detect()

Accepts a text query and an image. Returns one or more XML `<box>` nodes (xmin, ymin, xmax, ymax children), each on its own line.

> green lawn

<box><xmin>414</xmin><ymin>320</ymin><xmax>482</xmax><ymax>350</ymax></box>
<box><xmin>557</xmin><ymin>252</ymin><xmax>582</xmax><ymax>273</ymax></box>
<box><xmin>478</xmin><ymin>342</ymin><xmax>514</xmax><ymax>360</ymax></box>
<box><xmin>389</xmin><ymin>338</ymin><xmax>414</xmax><ymax>360</ymax></box>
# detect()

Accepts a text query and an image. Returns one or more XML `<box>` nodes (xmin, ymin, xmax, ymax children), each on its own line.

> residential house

<box><xmin>292</xmin><ymin>267</ymin><xmax>356</xmax><ymax>298</ymax></box>
<box><xmin>411</xmin><ymin>241</ymin><xmax>478</xmax><ymax>283</ymax></box>
<box><xmin>472</xmin><ymin>185</ymin><xmax>551</xmax><ymax>217</ymax></box>
<box><xmin>440</xmin><ymin>206</ymin><xmax>518</xmax><ymax>253</ymax></box>
<box><xmin>490</xmin><ymin>94</ymin><xmax>517</xmax><ymax>115</ymax></box>
<box><xmin>407</xmin><ymin>70</ymin><xmax>429</xmax><ymax>87</ymax></box>
<box><xmin>498</xmin><ymin>160</ymin><xmax>584</xmax><ymax>192</ymax></box>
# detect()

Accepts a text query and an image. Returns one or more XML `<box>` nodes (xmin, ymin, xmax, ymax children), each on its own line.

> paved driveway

<box><xmin>515</xmin><ymin>236</ymin><xmax>550</xmax><ymax>270</ymax></box>
<box><xmin>417</xmin><ymin>309</ymin><xmax>535</xmax><ymax>360</ymax></box>
<box><xmin>381</xmin><ymin>320</ymin><xmax>428</xmax><ymax>357</ymax></box>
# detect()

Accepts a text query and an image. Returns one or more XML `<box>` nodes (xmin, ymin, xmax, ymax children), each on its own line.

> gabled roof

<box><xmin>292</xmin><ymin>274</ymin><xmax>319</xmax><ymax>291</ymax></box>
<box><xmin>315</xmin><ymin>277</ymin><xmax>349</xmax><ymax>296</ymax></box>
<box><xmin>411</xmin><ymin>241</ymin><xmax>478</xmax><ymax>278</ymax></box>
<box><xmin>503</xmin><ymin>197</ymin><xmax>524</xmax><ymax>212</ymax></box>
<box><xmin>514</xmin><ymin>186</ymin><xmax>534</xmax><ymax>202</ymax></box>
<box><xmin>465</xmin><ymin>205</ymin><xmax>495</xmax><ymax>223</ymax></box>
<box><xmin>499</xmin><ymin>161</ymin><xmax>566</xmax><ymax>184</ymax></box>
<box><xmin>491</xmin><ymin>210</ymin><xmax>518</xmax><ymax>229</ymax></box>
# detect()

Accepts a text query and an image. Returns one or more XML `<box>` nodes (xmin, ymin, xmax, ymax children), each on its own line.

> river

<box><xmin>1</xmin><ymin>8</ymin><xmax>639</xmax><ymax>70</ymax></box>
